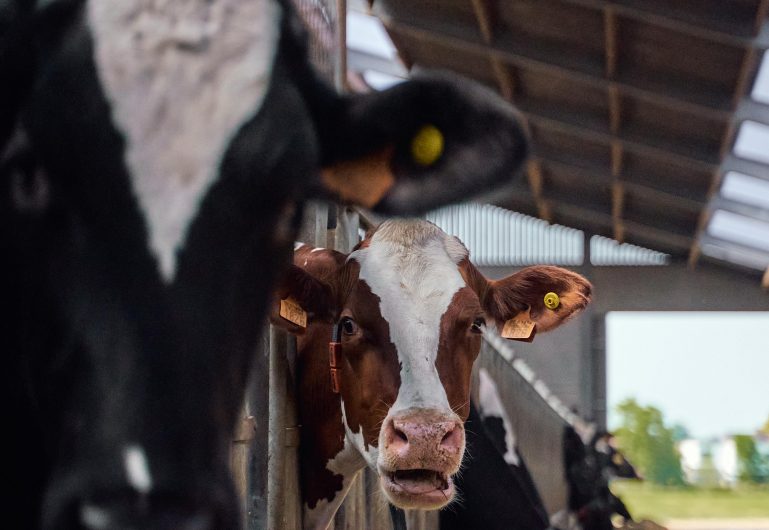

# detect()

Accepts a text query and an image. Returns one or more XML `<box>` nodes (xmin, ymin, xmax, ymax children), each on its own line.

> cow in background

<box><xmin>0</xmin><ymin>0</ymin><xmax>530</xmax><ymax>527</ymax></box>
<box><xmin>559</xmin><ymin>424</ymin><xmax>640</xmax><ymax>530</ymax></box>
<box><xmin>445</xmin><ymin>367</ymin><xmax>639</xmax><ymax>530</ymax></box>
<box><xmin>272</xmin><ymin>219</ymin><xmax>592</xmax><ymax>529</ymax></box>
<box><xmin>439</xmin><ymin>401</ymin><xmax>552</xmax><ymax>530</ymax></box>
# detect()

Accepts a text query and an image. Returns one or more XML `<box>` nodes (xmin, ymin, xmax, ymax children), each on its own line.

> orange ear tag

<box><xmin>501</xmin><ymin>309</ymin><xmax>536</xmax><ymax>342</ymax></box>
<box><xmin>279</xmin><ymin>298</ymin><xmax>307</xmax><ymax>328</ymax></box>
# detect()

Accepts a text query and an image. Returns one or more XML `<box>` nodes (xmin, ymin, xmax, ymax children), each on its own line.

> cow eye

<box><xmin>341</xmin><ymin>317</ymin><xmax>358</xmax><ymax>336</ymax></box>
<box><xmin>471</xmin><ymin>317</ymin><xmax>485</xmax><ymax>333</ymax></box>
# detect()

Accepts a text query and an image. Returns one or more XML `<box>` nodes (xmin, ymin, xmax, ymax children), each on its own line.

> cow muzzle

<box><xmin>378</xmin><ymin>409</ymin><xmax>464</xmax><ymax>509</ymax></box>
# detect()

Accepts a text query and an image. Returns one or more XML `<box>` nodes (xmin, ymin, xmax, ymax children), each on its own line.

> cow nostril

<box><xmin>394</xmin><ymin>426</ymin><xmax>408</xmax><ymax>443</ymax></box>
<box><xmin>440</xmin><ymin>423</ymin><xmax>463</xmax><ymax>450</ymax></box>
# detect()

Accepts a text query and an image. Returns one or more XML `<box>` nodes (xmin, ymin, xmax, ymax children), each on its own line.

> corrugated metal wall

<box><xmin>427</xmin><ymin>203</ymin><xmax>584</xmax><ymax>266</ymax></box>
<box><xmin>427</xmin><ymin>202</ymin><xmax>671</xmax><ymax>267</ymax></box>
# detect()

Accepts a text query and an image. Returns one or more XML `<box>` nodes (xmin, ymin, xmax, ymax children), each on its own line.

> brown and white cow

<box><xmin>272</xmin><ymin>219</ymin><xmax>592</xmax><ymax>529</ymax></box>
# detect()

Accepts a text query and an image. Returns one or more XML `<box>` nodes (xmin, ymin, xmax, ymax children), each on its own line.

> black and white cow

<box><xmin>440</xmin><ymin>367</ymin><xmax>551</xmax><ymax>530</ymax></box>
<box><xmin>0</xmin><ymin>1</ymin><xmax>529</xmax><ymax>528</ymax></box>
<box><xmin>439</xmin><ymin>401</ymin><xmax>552</xmax><ymax>530</ymax></box>
<box><xmin>442</xmin><ymin>368</ymin><xmax>638</xmax><ymax>530</ymax></box>
<box><xmin>560</xmin><ymin>425</ymin><xmax>639</xmax><ymax>530</ymax></box>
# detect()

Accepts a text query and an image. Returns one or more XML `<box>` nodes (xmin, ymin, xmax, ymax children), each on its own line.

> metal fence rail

<box><xmin>474</xmin><ymin>332</ymin><xmax>586</xmax><ymax>516</ymax></box>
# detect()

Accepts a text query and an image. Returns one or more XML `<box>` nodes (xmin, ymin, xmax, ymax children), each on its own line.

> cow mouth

<box><xmin>380</xmin><ymin>468</ymin><xmax>454</xmax><ymax>509</ymax></box>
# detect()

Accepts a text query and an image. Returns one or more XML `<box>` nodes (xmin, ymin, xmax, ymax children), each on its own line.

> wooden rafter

<box><xmin>604</xmin><ymin>7</ymin><xmax>624</xmax><ymax>243</ymax></box>
<box><xmin>381</xmin><ymin>18</ymin><xmax>738</xmax><ymax>115</ymax></box>
<box><xmin>755</xmin><ymin>0</ymin><xmax>769</xmax><ymax>36</ymax></box>
<box><xmin>470</xmin><ymin>0</ymin><xmax>515</xmax><ymax>101</ymax></box>
<box><xmin>526</xmin><ymin>159</ymin><xmax>552</xmax><ymax>223</ymax></box>
<box><xmin>763</xmin><ymin>267</ymin><xmax>769</xmax><ymax>289</ymax></box>
<box><xmin>604</xmin><ymin>7</ymin><xmax>618</xmax><ymax>79</ymax></box>
<box><xmin>610</xmin><ymin>141</ymin><xmax>624</xmax><ymax>242</ymax></box>
<box><xmin>559</xmin><ymin>0</ymin><xmax>764</xmax><ymax>45</ymax></box>
<box><xmin>528</xmin><ymin>113</ymin><xmax>717</xmax><ymax>171</ymax></box>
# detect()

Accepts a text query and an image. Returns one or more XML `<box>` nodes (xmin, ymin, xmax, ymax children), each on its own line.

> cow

<box><xmin>1</xmin><ymin>1</ymin><xmax>531</xmax><ymax>528</ymax></box>
<box><xmin>439</xmin><ymin>401</ymin><xmax>551</xmax><ymax>530</ymax></box>
<box><xmin>559</xmin><ymin>424</ymin><xmax>640</xmax><ymax>530</ymax></box>
<box><xmin>271</xmin><ymin>219</ymin><xmax>592</xmax><ymax>529</ymax></box>
<box><xmin>445</xmin><ymin>366</ymin><xmax>639</xmax><ymax>530</ymax></box>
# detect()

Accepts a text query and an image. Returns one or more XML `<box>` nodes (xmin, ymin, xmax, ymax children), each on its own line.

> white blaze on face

<box><xmin>478</xmin><ymin>368</ymin><xmax>520</xmax><ymax>466</ymax></box>
<box><xmin>88</xmin><ymin>0</ymin><xmax>281</xmax><ymax>281</ymax></box>
<box><xmin>350</xmin><ymin>221</ymin><xmax>467</xmax><ymax>415</ymax></box>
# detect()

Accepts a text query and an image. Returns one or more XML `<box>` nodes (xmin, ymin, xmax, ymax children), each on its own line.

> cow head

<box><xmin>592</xmin><ymin>431</ymin><xmax>640</xmax><ymax>481</ymax></box>
<box><xmin>1</xmin><ymin>2</ymin><xmax>530</xmax><ymax>528</ymax></box>
<box><xmin>274</xmin><ymin>219</ymin><xmax>591</xmax><ymax>518</ymax></box>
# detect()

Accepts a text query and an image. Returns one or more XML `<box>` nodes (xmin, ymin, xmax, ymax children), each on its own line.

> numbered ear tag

<box><xmin>280</xmin><ymin>298</ymin><xmax>307</xmax><ymax>328</ymax></box>
<box><xmin>501</xmin><ymin>309</ymin><xmax>536</xmax><ymax>342</ymax></box>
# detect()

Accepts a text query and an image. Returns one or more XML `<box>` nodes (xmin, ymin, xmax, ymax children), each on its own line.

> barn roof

<box><xmin>348</xmin><ymin>0</ymin><xmax>769</xmax><ymax>284</ymax></box>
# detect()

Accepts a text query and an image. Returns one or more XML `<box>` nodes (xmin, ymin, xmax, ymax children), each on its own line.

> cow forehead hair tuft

<box><xmin>368</xmin><ymin>219</ymin><xmax>468</xmax><ymax>263</ymax></box>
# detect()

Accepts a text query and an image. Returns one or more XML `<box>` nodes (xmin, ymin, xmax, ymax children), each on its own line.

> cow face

<box><xmin>1</xmin><ymin>1</ymin><xmax>531</xmax><ymax>528</ymax></box>
<box><xmin>275</xmin><ymin>219</ymin><xmax>591</xmax><ymax>513</ymax></box>
<box><xmin>593</xmin><ymin>432</ymin><xmax>640</xmax><ymax>481</ymax></box>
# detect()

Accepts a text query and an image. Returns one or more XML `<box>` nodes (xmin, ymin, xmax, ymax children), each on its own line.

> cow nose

<box><xmin>385</xmin><ymin>414</ymin><xmax>463</xmax><ymax>457</ymax></box>
<box><xmin>79</xmin><ymin>498</ymin><xmax>214</xmax><ymax>530</ymax></box>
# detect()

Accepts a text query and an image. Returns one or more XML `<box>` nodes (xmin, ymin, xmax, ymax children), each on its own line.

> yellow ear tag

<box><xmin>280</xmin><ymin>298</ymin><xmax>307</xmax><ymax>328</ymax></box>
<box><xmin>543</xmin><ymin>292</ymin><xmax>560</xmax><ymax>310</ymax></box>
<box><xmin>411</xmin><ymin>124</ymin><xmax>444</xmax><ymax>166</ymax></box>
<box><xmin>501</xmin><ymin>309</ymin><xmax>536</xmax><ymax>342</ymax></box>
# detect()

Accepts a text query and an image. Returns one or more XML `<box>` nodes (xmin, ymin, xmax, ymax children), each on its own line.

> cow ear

<box><xmin>483</xmin><ymin>266</ymin><xmax>592</xmax><ymax>335</ymax></box>
<box><xmin>269</xmin><ymin>264</ymin><xmax>335</xmax><ymax>335</ymax></box>
<box><xmin>314</xmin><ymin>72</ymin><xmax>530</xmax><ymax>214</ymax></box>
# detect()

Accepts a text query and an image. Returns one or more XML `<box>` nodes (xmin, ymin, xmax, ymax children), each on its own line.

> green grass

<box><xmin>611</xmin><ymin>481</ymin><xmax>769</xmax><ymax>520</ymax></box>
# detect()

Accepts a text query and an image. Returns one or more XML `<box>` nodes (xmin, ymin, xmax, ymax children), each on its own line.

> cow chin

<box><xmin>378</xmin><ymin>467</ymin><xmax>456</xmax><ymax>509</ymax></box>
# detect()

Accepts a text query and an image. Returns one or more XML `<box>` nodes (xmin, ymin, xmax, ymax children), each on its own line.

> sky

<box><xmin>607</xmin><ymin>311</ymin><xmax>769</xmax><ymax>439</ymax></box>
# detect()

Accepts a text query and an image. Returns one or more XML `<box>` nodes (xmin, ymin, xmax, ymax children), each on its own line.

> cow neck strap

<box><xmin>328</xmin><ymin>320</ymin><xmax>344</xmax><ymax>394</ymax></box>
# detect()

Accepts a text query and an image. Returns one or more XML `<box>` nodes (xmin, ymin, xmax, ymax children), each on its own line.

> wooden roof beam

<box><xmin>529</xmin><ymin>113</ymin><xmax>718</xmax><ymax>172</ymax></box>
<box><xmin>763</xmin><ymin>267</ymin><xmax>769</xmax><ymax>289</ymax></box>
<box><xmin>541</xmin><ymin>157</ymin><xmax>707</xmax><ymax>210</ymax></box>
<box><xmin>382</xmin><ymin>19</ymin><xmax>736</xmax><ymax>116</ymax></box>
<box><xmin>556</xmin><ymin>0</ymin><xmax>764</xmax><ymax>46</ymax></box>
<box><xmin>526</xmin><ymin>159</ymin><xmax>553</xmax><ymax>223</ymax></box>
<box><xmin>610</xmin><ymin>142</ymin><xmax>625</xmax><ymax>243</ymax></box>
<box><xmin>604</xmin><ymin>8</ymin><xmax>625</xmax><ymax>243</ymax></box>
<box><xmin>604</xmin><ymin>7</ymin><xmax>619</xmax><ymax>80</ymax></box>
<box><xmin>470</xmin><ymin>0</ymin><xmax>516</xmax><ymax>101</ymax></box>
<box><xmin>552</xmin><ymin>201</ymin><xmax>693</xmax><ymax>252</ymax></box>
<box><xmin>755</xmin><ymin>0</ymin><xmax>769</xmax><ymax>36</ymax></box>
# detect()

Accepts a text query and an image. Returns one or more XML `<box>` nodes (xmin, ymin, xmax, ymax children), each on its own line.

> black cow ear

<box><xmin>316</xmin><ymin>71</ymin><xmax>530</xmax><ymax>214</ymax></box>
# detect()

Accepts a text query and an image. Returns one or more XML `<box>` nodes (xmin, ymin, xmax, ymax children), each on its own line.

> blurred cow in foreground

<box><xmin>0</xmin><ymin>0</ymin><xmax>530</xmax><ymax>527</ymax></box>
